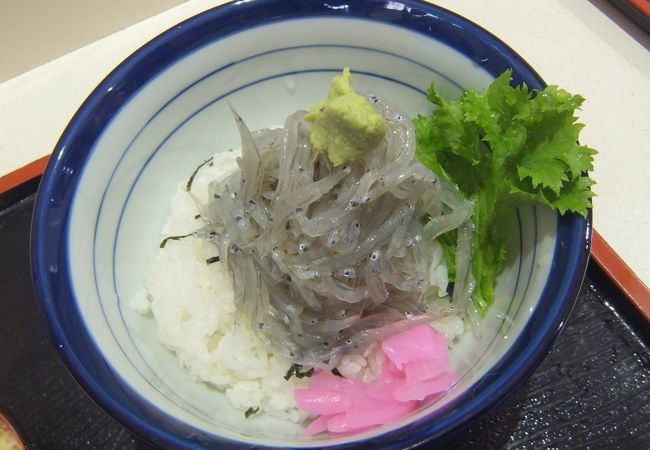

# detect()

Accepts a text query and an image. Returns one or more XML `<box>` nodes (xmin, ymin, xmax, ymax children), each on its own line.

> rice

<box><xmin>135</xmin><ymin>150</ymin><xmax>311</xmax><ymax>423</ymax></box>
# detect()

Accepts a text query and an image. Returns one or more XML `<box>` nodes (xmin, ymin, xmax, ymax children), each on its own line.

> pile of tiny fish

<box><xmin>198</xmin><ymin>95</ymin><xmax>474</xmax><ymax>366</ymax></box>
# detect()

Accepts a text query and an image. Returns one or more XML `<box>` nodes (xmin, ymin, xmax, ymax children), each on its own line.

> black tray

<box><xmin>1</xmin><ymin>182</ymin><xmax>648</xmax><ymax>449</ymax></box>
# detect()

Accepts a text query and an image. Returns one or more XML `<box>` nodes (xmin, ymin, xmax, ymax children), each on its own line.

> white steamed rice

<box><xmin>134</xmin><ymin>150</ymin><xmax>311</xmax><ymax>423</ymax></box>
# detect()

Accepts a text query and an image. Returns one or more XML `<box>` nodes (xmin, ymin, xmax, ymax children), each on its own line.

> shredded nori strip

<box><xmin>284</xmin><ymin>363</ymin><xmax>314</xmax><ymax>381</ymax></box>
<box><xmin>194</xmin><ymin>214</ymin><xmax>201</xmax><ymax>220</ymax></box>
<box><xmin>205</xmin><ymin>255</ymin><xmax>221</xmax><ymax>265</ymax></box>
<box><xmin>244</xmin><ymin>407</ymin><xmax>260</xmax><ymax>418</ymax></box>
<box><xmin>186</xmin><ymin>157</ymin><xmax>214</xmax><ymax>192</ymax></box>
<box><xmin>159</xmin><ymin>233</ymin><xmax>193</xmax><ymax>248</ymax></box>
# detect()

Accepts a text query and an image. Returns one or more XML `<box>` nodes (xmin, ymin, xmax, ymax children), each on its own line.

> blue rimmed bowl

<box><xmin>31</xmin><ymin>0</ymin><xmax>591</xmax><ymax>448</ymax></box>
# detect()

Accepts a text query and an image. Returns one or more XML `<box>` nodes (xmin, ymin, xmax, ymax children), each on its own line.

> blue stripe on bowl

<box><xmin>508</xmin><ymin>206</ymin><xmax>539</xmax><ymax>328</ymax></box>
<box><xmin>31</xmin><ymin>1</ymin><xmax>590</xmax><ymax>449</ymax></box>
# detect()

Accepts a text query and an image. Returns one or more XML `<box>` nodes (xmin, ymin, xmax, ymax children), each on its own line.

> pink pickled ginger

<box><xmin>294</xmin><ymin>323</ymin><xmax>457</xmax><ymax>436</ymax></box>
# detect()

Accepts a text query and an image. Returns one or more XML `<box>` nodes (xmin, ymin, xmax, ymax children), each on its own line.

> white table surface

<box><xmin>1</xmin><ymin>0</ymin><xmax>649</xmax><ymax>289</ymax></box>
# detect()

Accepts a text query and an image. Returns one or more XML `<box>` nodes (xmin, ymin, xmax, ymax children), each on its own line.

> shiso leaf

<box><xmin>414</xmin><ymin>69</ymin><xmax>596</xmax><ymax>314</ymax></box>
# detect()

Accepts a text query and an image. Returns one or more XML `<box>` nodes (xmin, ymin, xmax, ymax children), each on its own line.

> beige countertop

<box><xmin>0</xmin><ymin>0</ymin><xmax>186</xmax><ymax>82</ymax></box>
<box><xmin>1</xmin><ymin>0</ymin><xmax>649</xmax><ymax>291</ymax></box>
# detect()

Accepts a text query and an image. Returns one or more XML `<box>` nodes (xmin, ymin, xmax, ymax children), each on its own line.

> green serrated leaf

<box><xmin>427</xmin><ymin>82</ymin><xmax>445</xmax><ymax>105</ymax></box>
<box><xmin>563</xmin><ymin>141</ymin><xmax>597</xmax><ymax>179</ymax></box>
<box><xmin>517</xmin><ymin>143</ymin><xmax>570</xmax><ymax>194</ymax></box>
<box><xmin>415</xmin><ymin>71</ymin><xmax>596</xmax><ymax>312</ymax></box>
<box><xmin>548</xmin><ymin>176</ymin><xmax>596</xmax><ymax>217</ymax></box>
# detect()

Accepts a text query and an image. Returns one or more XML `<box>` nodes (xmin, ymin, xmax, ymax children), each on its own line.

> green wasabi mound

<box><xmin>305</xmin><ymin>68</ymin><xmax>387</xmax><ymax>166</ymax></box>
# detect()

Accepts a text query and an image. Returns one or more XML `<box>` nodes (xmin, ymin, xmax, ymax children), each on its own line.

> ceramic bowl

<box><xmin>31</xmin><ymin>1</ymin><xmax>591</xmax><ymax>448</ymax></box>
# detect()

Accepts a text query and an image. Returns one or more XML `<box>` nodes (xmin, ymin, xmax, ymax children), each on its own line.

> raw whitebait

<box><xmin>200</xmin><ymin>95</ymin><xmax>473</xmax><ymax>365</ymax></box>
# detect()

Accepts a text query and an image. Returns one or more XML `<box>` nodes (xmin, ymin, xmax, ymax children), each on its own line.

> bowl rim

<box><xmin>31</xmin><ymin>0</ymin><xmax>592</xmax><ymax>448</ymax></box>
